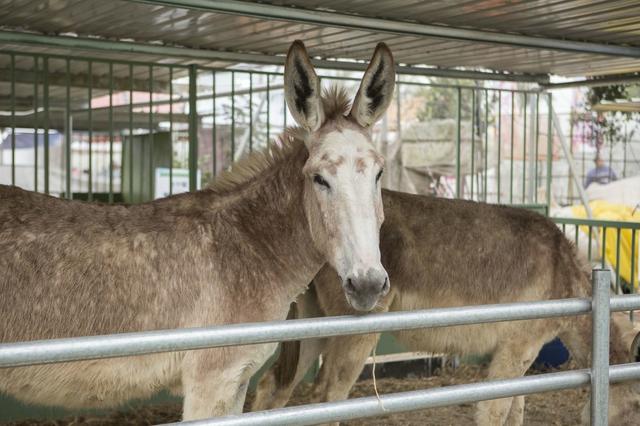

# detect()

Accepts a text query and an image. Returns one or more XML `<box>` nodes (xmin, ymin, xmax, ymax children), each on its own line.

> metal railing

<box><xmin>1</xmin><ymin>270</ymin><xmax>640</xmax><ymax>425</ymax></box>
<box><xmin>0</xmin><ymin>50</ymin><xmax>552</xmax><ymax>206</ymax></box>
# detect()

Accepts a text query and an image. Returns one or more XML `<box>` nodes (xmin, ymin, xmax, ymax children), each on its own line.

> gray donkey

<box><xmin>0</xmin><ymin>40</ymin><xmax>396</xmax><ymax>421</ymax></box>
<box><xmin>254</xmin><ymin>189</ymin><xmax>640</xmax><ymax>425</ymax></box>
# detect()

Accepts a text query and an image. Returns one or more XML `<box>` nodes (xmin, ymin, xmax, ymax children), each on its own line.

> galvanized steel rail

<box><xmin>170</xmin><ymin>364</ymin><xmax>640</xmax><ymax>426</ymax></box>
<box><xmin>1</xmin><ymin>269</ymin><xmax>639</xmax><ymax>426</ymax></box>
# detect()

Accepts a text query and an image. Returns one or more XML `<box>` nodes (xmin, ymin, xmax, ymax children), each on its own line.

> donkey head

<box><xmin>284</xmin><ymin>40</ymin><xmax>395</xmax><ymax>311</ymax></box>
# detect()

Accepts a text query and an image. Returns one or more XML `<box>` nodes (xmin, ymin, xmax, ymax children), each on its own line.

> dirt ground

<box><xmin>4</xmin><ymin>365</ymin><xmax>588</xmax><ymax>426</ymax></box>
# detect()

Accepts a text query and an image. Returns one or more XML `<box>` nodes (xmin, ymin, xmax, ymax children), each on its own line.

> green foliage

<box><xmin>586</xmin><ymin>84</ymin><xmax>639</xmax><ymax>149</ymax></box>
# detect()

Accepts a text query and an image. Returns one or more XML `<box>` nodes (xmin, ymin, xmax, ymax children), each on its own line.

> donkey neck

<box><xmin>206</xmin><ymin>140</ymin><xmax>325</xmax><ymax>304</ymax></box>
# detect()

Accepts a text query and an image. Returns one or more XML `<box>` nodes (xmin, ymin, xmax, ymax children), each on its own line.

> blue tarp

<box><xmin>0</xmin><ymin>132</ymin><xmax>62</xmax><ymax>150</ymax></box>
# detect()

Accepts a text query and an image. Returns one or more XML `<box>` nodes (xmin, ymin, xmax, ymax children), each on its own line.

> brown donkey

<box><xmin>0</xmin><ymin>41</ymin><xmax>395</xmax><ymax>421</ymax></box>
<box><xmin>253</xmin><ymin>189</ymin><xmax>640</xmax><ymax>425</ymax></box>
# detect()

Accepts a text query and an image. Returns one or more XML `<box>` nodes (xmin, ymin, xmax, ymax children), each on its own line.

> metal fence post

<box><xmin>591</xmin><ymin>268</ymin><xmax>611</xmax><ymax>426</ymax></box>
<box><xmin>188</xmin><ymin>64</ymin><xmax>198</xmax><ymax>191</ymax></box>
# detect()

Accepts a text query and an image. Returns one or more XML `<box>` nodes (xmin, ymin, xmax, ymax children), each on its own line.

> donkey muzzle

<box><xmin>342</xmin><ymin>268</ymin><xmax>389</xmax><ymax>312</ymax></box>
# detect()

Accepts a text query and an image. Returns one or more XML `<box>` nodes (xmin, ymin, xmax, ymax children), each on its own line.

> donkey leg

<box><xmin>310</xmin><ymin>333</ymin><xmax>380</xmax><ymax>426</ymax></box>
<box><xmin>475</xmin><ymin>324</ymin><xmax>553</xmax><ymax>426</ymax></box>
<box><xmin>560</xmin><ymin>315</ymin><xmax>640</xmax><ymax>425</ymax></box>
<box><xmin>182</xmin><ymin>344</ymin><xmax>276</xmax><ymax>420</ymax></box>
<box><xmin>252</xmin><ymin>337</ymin><xmax>326</xmax><ymax>411</ymax></box>
<box><xmin>504</xmin><ymin>395</ymin><xmax>524</xmax><ymax>426</ymax></box>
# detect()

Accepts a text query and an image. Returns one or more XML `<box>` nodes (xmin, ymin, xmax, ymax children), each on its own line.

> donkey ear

<box><xmin>349</xmin><ymin>43</ymin><xmax>395</xmax><ymax>128</ymax></box>
<box><xmin>284</xmin><ymin>40</ymin><xmax>324</xmax><ymax>132</ymax></box>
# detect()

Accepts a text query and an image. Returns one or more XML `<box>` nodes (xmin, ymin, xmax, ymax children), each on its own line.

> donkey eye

<box><xmin>375</xmin><ymin>169</ymin><xmax>384</xmax><ymax>183</ymax></box>
<box><xmin>313</xmin><ymin>174</ymin><xmax>331</xmax><ymax>189</ymax></box>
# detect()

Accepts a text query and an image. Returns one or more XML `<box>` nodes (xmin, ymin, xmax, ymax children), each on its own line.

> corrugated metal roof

<box><xmin>0</xmin><ymin>0</ymin><xmax>639</xmax><ymax>78</ymax></box>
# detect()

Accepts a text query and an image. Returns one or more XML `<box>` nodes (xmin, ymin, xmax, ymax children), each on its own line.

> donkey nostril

<box><xmin>345</xmin><ymin>278</ymin><xmax>356</xmax><ymax>293</ymax></box>
<box><xmin>381</xmin><ymin>277</ymin><xmax>390</xmax><ymax>293</ymax></box>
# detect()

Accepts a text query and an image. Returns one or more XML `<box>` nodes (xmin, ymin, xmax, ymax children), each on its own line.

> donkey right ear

<box><xmin>284</xmin><ymin>40</ymin><xmax>324</xmax><ymax>132</ymax></box>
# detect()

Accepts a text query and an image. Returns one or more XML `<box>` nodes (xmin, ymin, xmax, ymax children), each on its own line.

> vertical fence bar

<box><xmin>10</xmin><ymin>54</ymin><xmax>16</xmax><ymax>185</ymax></box>
<box><xmin>108</xmin><ymin>63</ymin><xmax>114</xmax><ymax>203</ymax></box>
<box><xmin>43</xmin><ymin>57</ymin><xmax>50</xmax><ymax>195</ymax></box>
<box><xmin>87</xmin><ymin>60</ymin><xmax>93</xmax><ymax>202</ymax></box>
<box><xmin>169</xmin><ymin>66</ymin><xmax>174</xmax><ymax>194</ymax></box>
<box><xmin>65</xmin><ymin>59</ymin><xmax>71</xmax><ymax>199</ymax></box>
<box><xmin>632</xmin><ymin>229</ymin><xmax>637</xmax><ymax>322</ymax></box>
<box><xmin>615</xmin><ymin>228</ymin><xmax>622</xmax><ymax>293</ymax></box>
<box><xmin>129</xmin><ymin>64</ymin><xmax>134</xmax><ymax>198</ymax></box>
<box><xmin>588</xmin><ymin>226</ymin><xmax>593</xmax><ymax>262</ymax></box>
<box><xmin>601</xmin><ymin>227</ymin><xmax>607</xmax><ymax>269</ymax></box>
<box><xmin>248</xmin><ymin>73</ymin><xmax>253</xmax><ymax>153</ymax></box>
<box><xmin>591</xmin><ymin>268</ymin><xmax>610</xmax><ymax>426</ymax></box>
<box><xmin>33</xmin><ymin>56</ymin><xmax>39</xmax><ymax>192</ymax></box>
<box><xmin>149</xmin><ymin>65</ymin><xmax>154</xmax><ymax>198</ymax></box>
<box><xmin>522</xmin><ymin>92</ymin><xmax>527</xmax><ymax>204</ymax></box>
<box><xmin>211</xmin><ymin>70</ymin><xmax>216</xmax><ymax>177</ymax></box>
<box><xmin>497</xmin><ymin>90</ymin><xmax>501</xmax><ymax>204</ymax></box>
<box><xmin>534</xmin><ymin>94</ymin><xmax>539</xmax><ymax>204</ymax></box>
<box><xmin>188</xmin><ymin>65</ymin><xmax>198</xmax><ymax>191</ymax></box>
<box><xmin>545</xmin><ymin>94</ymin><xmax>553</xmax><ymax>214</ymax></box>
<box><xmin>483</xmin><ymin>90</ymin><xmax>488</xmax><ymax>202</ymax></box>
<box><xmin>510</xmin><ymin>92</ymin><xmax>515</xmax><ymax>204</ymax></box>
<box><xmin>456</xmin><ymin>87</ymin><xmax>461</xmax><ymax>199</ymax></box>
<box><xmin>266</xmin><ymin>76</ymin><xmax>271</xmax><ymax>147</ymax></box>
<box><xmin>231</xmin><ymin>71</ymin><xmax>235</xmax><ymax>161</ymax></box>
<box><xmin>470</xmin><ymin>90</ymin><xmax>475</xmax><ymax>200</ymax></box>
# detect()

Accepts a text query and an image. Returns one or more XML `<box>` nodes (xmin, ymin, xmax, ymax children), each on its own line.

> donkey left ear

<box><xmin>349</xmin><ymin>43</ymin><xmax>395</xmax><ymax>128</ymax></box>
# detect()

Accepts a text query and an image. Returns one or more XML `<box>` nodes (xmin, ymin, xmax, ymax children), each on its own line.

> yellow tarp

<box><xmin>571</xmin><ymin>201</ymin><xmax>640</xmax><ymax>288</ymax></box>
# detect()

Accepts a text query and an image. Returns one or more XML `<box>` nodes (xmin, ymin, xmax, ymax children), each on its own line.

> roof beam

<box><xmin>130</xmin><ymin>0</ymin><xmax>640</xmax><ymax>58</ymax></box>
<box><xmin>0</xmin><ymin>31</ymin><xmax>547</xmax><ymax>83</ymax></box>
<box><xmin>0</xmin><ymin>67</ymin><xmax>170</xmax><ymax>92</ymax></box>
<box><xmin>541</xmin><ymin>73</ymin><xmax>640</xmax><ymax>89</ymax></box>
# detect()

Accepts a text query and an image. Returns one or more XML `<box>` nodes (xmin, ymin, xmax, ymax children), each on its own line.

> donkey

<box><xmin>0</xmin><ymin>40</ymin><xmax>395</xmax><ymax>421</ymax></box>
<box><xmin>253</xmin><ymin>189</ymin><xmax>640</xmax><ymax>425</ymax></box>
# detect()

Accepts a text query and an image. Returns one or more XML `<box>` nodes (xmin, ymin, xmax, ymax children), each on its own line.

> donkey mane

<box><xmin>207</xmin><ymin>86</ymin><xmax>352</xmax><ymax>196</ymax></box>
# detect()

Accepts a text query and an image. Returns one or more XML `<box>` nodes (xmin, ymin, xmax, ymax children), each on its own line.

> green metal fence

<box><xmin>0</xmin><ymin>51</ymin><xmax>554</xmax><ymax>209</ymax></box>
<box><xmin>554</xmin><ymin>217</ymin><xmax>639</xmax><ymax>296</ymax></box>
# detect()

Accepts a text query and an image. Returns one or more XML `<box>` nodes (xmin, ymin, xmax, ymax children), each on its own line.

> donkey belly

<box><xmin>394</xmin><ymin>323</ymin><xmax>500</xmax><ymax>357</ymax></box>
<box><xmin>0</xmin><ymin>353</ymin><xmax>183</xmax><ymax>409</ymax></box>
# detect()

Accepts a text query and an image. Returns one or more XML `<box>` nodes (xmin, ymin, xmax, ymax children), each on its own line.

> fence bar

<box><xmin>87</xmin><ymin>60</ymin><xmax>93</xmax><ymax>201</ymax></box>
<box><xmin>248</xmin><ymin>73</ymin><xmax>253</xmax><ymax>152</ymax></box>
<box><xmin>169</xmin><ymin>66</ymin><xmax>174</xmax><ymax>192</ymax></box>
<box><xmin>129</xmin><ymin>64</ymin><xmax>134</xmax><ymax>198</ymax></box>
<box><xmin>591</xmin><ymin>269</ymin><xmax>610</xmax><ymax>426</ymax></box>
<box><xmin>188</xmin><ymin>65</ymin><xmax>198</xmax><ymax>191</ymax></box>
<box><xmin>212</xmin><ymin>70</ymin><xmax>217</xmax><ymax>177</ymax></box>
<box><xmin>43</xmin><ymin>57</ymin><xmax>50</xmax><ymax>194</ymax></box>
<box><xmin>510</xmin><ymin>92</ymin><xmax>515</xmax><ymax>203</ymax></box>
<box><xmin>33</xmin><ymin>56</ymin><xmax>39</xmax><ymax>192</ymax></box>
<box><xmin>108</xmin><ymin>63</ymin><xmax>114</xmax><ymax>203</ymax></box>
<box><xmin>0</xmin><ymin>298</ymin><xmax>600</xmax><ymax>368</ymax></box>
<box><xmin>231</xmin><ymin>71</ymin><xmax>236</xmax><ymax>161</ymax></box>
<box><xmin>522</xmin><ymin>92</ymin><xmax>527</xmax><ymax>203</ymax></box>
<box><xmin>483</xmin><ymin>90</ymin><xmax>488</xmax><ymax>202</ymax></box>
<box><xmin>65</xmin><ymin>59</ymin><xmax>71</xmax><ymax>199</ymax></box>
<box><xmin>455</xmin><ymin>87</ymin><xmax>461</xmax><ymax>198</ymax></box>
<box><xmin>149</xmin><ymin>65</ymin><xmax>154</xmax><ymax>197</ymax></box>
<box><xmin>470</xmin><ymin>89</ymin><xmax>475</xmax><ymax>199</ymax></box>
<box><xmin>497</xmin><ymin>90</ymin><xmax>501</xmax><ymax>204</ymax></box>
<box><xmin>610</xmin><ymin>294</ymin><xmax>640</xmax><ymax>311</ymax></box>
<box><xmin>10</xmin><ymin>53</ymin><xmax>15</xmax><ymax>185</ymax></box>
<box><xmin>173</xmin><ymin>364</ymin><xmax>640</xmax><ymax>426</ymax></box>
<box><xmin>545</xmin><ymin>93</ymin><xmax>552</xmax><ymax>213</ymax></box>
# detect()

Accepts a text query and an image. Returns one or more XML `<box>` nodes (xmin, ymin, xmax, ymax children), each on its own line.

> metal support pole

<box><xmin>591</xmin><ymin>268</ymin><xmax>610</xmax><ymax>426</ymax></box>
<box><xmin>545</xmin><ymin>93</ymin><xmax>553</xmax><ymax>213</ymax></box>
<box><xmin>188</xmin><ymin>64</ymin><xmax>198</xmax><ymax>192</ymax></box>
<box><xmin>547</xmin><ymin>96</ymin><xmax>593</xmax><ymax>219</ymax></box>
